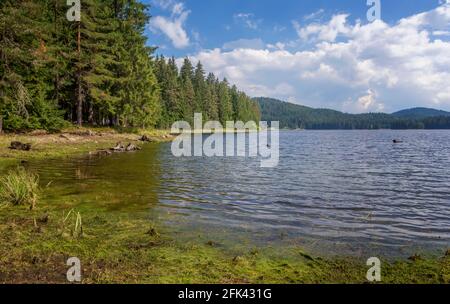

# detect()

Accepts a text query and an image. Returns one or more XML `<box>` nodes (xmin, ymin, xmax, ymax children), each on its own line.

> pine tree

<box><xmin>193</xmin><ymin>62</ymin><xmax>206</xmax><ymax>115</ymax></box>
<box><xmin>113</xmin><ymin>0</ymin><xmax>161</xmax><ymax>128</ymax></box>
<box><xmin>156</xmin><ymin>56</ymin><xmax>180</xmax><ymax>127</ymax></box>
<box><xmin>205</xmin><ymin>73</ymin><xmax>219</xmax><ymax>121</ymax></box>
<box><xmin>0</xmin><ymin>0</ymin><xmax>66</xmax><ymax>131</ymax></box>
<box><xmin>180</xmin><ymin>58</ymin><xmax>194</xmax><ymax>84</ymax></box>
<box><xmin>0</xmin><ymin>2</ymin><xmax>261</xmax><ymax>132</ymax></box>
<box><xmin>179</xmin><ymin>68</ymin><xmax>195</xmax><ymax>124</ymax></box>
<box><xmin>74</xmin><ymin>0</ymin><xmax>121</xmax><ymax>126</ymax></box>
<box><xmin>217</xmin><ymin>79</ymin><xmax>233</xmax><ymax>124</ymax></box>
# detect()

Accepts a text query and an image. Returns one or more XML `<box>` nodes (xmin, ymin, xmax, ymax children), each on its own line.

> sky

<box><xmin>144</xmin><ymin>0</ymin><xmax>450</xmax><ymax>113</ymax></box>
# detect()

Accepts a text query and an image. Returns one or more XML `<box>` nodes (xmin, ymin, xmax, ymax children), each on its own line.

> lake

<box><xmin>22</xmin><ymin>130</ymin><xmax>450</xmax><ymax>258</ymax></box>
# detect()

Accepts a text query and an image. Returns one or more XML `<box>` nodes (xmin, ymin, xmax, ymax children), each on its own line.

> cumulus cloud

<box><xmin>343</xmin><ymin>89</ymin><xmax>385</xmax><ymax>113</ymax></box>
<box><xmin>149</xmin><ymin>1</ymin><xmax>190</xmax><ymax>49</ymax></box>
<box><xmin>293</xmin><ymin>14</ymin><xmax>350</xmax><ymax>42</ymax></box>
<box><xmin>186</xmin><ymin>2</ymin><xmax>450</xmax><ymax>113</ymax></box>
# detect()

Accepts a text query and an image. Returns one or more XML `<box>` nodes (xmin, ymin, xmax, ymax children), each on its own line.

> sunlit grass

<box><xmin>0</xmin><ymin>167</ymin><xmax>39</xmax><ymax>209</ymax></box>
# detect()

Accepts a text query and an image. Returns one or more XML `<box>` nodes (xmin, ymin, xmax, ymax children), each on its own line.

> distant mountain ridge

<box><xmin>254</xmin><ymin>97</ymin><xmax>450</xmax><ymax>130</ymax></box>
<box><xmin>392</xmin><ymin>107</ymin><xmax>450</xmax><ymax>119</ymax></box>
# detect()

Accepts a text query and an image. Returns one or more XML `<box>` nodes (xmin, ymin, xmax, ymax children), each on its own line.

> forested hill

<box><xmin>392</xmin><ymin>108</ymin><xmax>450</xmax><ymax>119</ymax></box>
<box><xmin>0</xmin><ymin>0</ymin><xmax>260</xmax><ymax>133</ymax></box>
<box><xmin>255</xmin><ymin>97</ymin><xmax>450</xmax><ymax>130</ymax></box>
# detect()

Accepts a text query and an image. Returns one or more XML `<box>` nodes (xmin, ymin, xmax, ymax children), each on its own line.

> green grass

<box><xmin>0</xmin><ymin>128</ymin><xmax>173</xmax><ymax>164</ymax></box>
<box><xmin>0</xmin><ymin>167</ymin><xmax>39</xmax><ymax>210</ymax></box>
<box><xmin>0</xmin><ymin>199</ymin><xmax>448</xmax><ymax>284</ymax></box>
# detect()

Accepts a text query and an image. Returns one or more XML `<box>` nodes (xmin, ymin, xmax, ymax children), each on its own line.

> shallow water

<box><xmin>10</xmin><ymin>130</ymin><xmax>450</xmax><ymax>257</ymax></box>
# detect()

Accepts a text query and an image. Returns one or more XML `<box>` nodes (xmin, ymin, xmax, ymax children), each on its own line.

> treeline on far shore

<box><xmin>256</xmin><ymin>97</ymin><xmax>450</xmax><ymax>130</ymax></box>
<box><xmin>0</xmin><ymin>0</ymin><xmax>260</xmax><ymax>133</ymax></box>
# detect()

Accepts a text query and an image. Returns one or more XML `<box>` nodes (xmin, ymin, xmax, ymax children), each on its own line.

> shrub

<box><xmin>0</xmin><ymin>167</ymin><xmax>39</xmax><ymax>209</ymax></box>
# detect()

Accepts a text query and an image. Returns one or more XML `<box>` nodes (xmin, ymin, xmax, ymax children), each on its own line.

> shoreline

<box><xmin>0</xmin><ymin>128</ymin><xmax>174</xmax><ymax>164</ymax></box>
<box><xmin>1</xmin><ymin>199</ymin><xmax>448</xmax><ymax>284</ymax></box>
<box><xmin>0</xmin><ymin>128</ymin><xmax>449</xmax><ymax>284</ymax></box>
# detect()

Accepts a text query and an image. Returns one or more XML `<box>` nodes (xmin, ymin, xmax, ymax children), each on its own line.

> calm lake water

<box><xmin>17</xmin><ymin>130</ymin><xmax>450</xmax><ymax>257</ymax></box>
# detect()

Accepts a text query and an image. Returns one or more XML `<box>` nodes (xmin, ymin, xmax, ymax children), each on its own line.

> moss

<box><xmin>0</xmin><ymin>201</ymin><xmax>448</xmax><ymax>284</ymax></box>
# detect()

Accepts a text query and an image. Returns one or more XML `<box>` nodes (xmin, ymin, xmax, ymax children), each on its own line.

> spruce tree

<box><xmin>217</xmin><ymin>79</ymin><xmax>233</xmax><ymax>124</ymax></box>
<box><xmin>205</xmin><ymin>73</ymin><xmax>219</xmax><ymax>121</ymax></box>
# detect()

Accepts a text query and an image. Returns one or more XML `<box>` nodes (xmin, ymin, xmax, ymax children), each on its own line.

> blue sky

<box><xmin>145</xmin><ymin>0</ymin><xmax>450</xmax><ymax>113</ymax></box>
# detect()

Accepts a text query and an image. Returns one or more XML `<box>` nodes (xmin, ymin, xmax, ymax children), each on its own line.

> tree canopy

<box><xmin>0</xmin><ymin>0</ymin><xmax>260</xmax><ymax>132</ymax></box>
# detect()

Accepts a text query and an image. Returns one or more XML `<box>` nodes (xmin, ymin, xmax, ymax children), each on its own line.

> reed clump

<box><xmin>0</xmin><ymin>167</ymin><xmax>39</xmax><ymax>210</ymax></box>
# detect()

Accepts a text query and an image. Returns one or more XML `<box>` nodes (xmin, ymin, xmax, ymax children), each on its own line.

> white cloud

<box><xmin>152</xmin><ymin>0</ymin><xmax>176</xmax><ymax>10</ymax></box>
<box><xmin>293</xmin><ymin>14</ymin><xmax>351</xmax><ymax>42</ymax></box>
<box><xmin>343</xmin><ymin>89</ymin><xmax>385</xmax><ymax>113</ymax></box>
<box><xmin>303</xmin><ymin>9</ymin><xmax>325</xmax><ymax>21</ymax></box>
<box><xmin>433</xmin><ymin>30</ymin><xmax>450</xmax><ymax>36</ymax></box>
<box><xmin>267</xmin><ymin>42</ymin><xmax>286</xmax><ymax>50</ymax></box>
<box><xmin>273</xmin><ymin>25</ymin><xmax>287</xmax><ymax>33</ymax></box>
<box><xmin>149</xmin><ymin>1</ymin><xmax>190</xmax><ymax>49</ymax></box>
<box><xmin>234</xmin><ymin>13</ymin><xmax>262</xmax><ymax>30</ymax></box>
<box><xmin>185</xmin><ymin>2</ymin><xmax>450</xmax><ymax>113</ymax></box>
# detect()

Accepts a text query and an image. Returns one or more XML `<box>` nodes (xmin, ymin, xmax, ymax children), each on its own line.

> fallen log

<box><xmin>9</xmin><ymin>141</ymin><xmax>32</xmax><ymax>151</ymax></box>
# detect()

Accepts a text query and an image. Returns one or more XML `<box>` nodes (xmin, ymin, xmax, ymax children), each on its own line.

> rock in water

<box><xmin>111</xmin><ymin>142</ymin><xmax>125</xmax><ymax>152</ymax></box>
<box><xmin>9</xmin><ymin>141</ymin><xmax>32</xmax><ymax>151</ymax></box>
<box><xmin>90</xmin><ymin>150</ymin><xmax>112</xmax><ymax>157</ymax></box>
<box><xmin>110</xmin><ymin>142</ymin><xmax>140</xmax><ymax>152</ymax></box>
<box><xmin>139</xmin><ymin>135</ymin><xmax>152</xmax><ymax>142</ymax></box>
<box><xmin>126</xmin><ymin>143</ymin><xmax>140</xmax><ymax>152</ymax></box>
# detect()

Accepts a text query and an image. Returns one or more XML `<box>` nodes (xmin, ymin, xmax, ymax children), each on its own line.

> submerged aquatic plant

<box><xmin>0</xmin><ymin>167</ymin><xmax>39</xmax><ymax>209</ymax></box>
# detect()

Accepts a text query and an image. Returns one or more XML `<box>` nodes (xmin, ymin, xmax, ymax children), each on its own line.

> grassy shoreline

<box><xmin>0</xmin><ymin>129</ymin><xmax>449</xmax><ymax>284</ymax></box>
<box><xmin>0</xmin><ymin>128</ymin><xmax>174</xmax><ymax>164</ymax></box>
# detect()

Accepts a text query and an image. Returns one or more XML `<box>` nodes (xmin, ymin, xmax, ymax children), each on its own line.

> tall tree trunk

<box><xmin>76</xmin><ymin>21</ymin><xmax>83</xmax><ymax>126</ymax></box>
<box><xmin>88</xmin><ymin>102</ymin><xmax>94</xmax><ymax>124</ymax></box>
<box><xmin>77</xmin><ymin>79</ymin><xmax>82</xmax><ymax>126</ymax></box>
<box><xmin>54</xmin><ymin>0</ymin><xmax>60</xmax><ymax>105</ymax></box>
<box><xmin>0</xmin><ymin>114</ymin><xmax>3</xmax><ymax>134</ymax></box>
